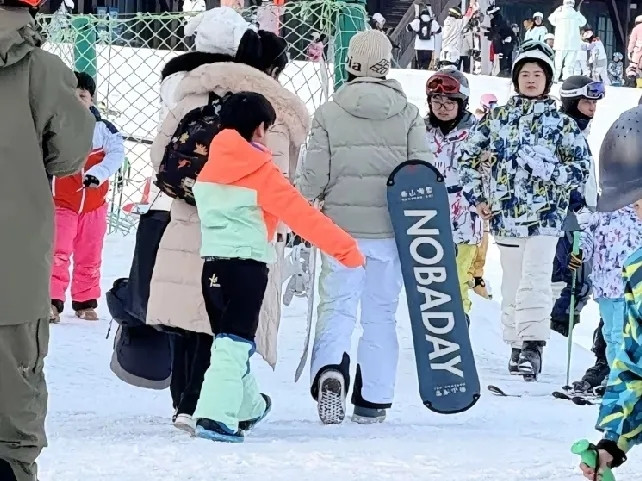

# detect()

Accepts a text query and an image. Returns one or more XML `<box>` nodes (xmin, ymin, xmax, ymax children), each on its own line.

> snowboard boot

<box><xmin>173</xmin><ymin>413</ymin><xmax>196</xmax><ymax>436</ymax></box>
<box><xmin>50</xmin><ymin>299</ymin><xmax>64</xmax><ymax>324</ymax></box>
<box><xmin>508</xmin><ymin>348</ymin><xmax>521</xmax><ymax>375</ymax></box>
<box><xmin>471</xmin><ymin>277</ymin><xmax>491</xmax><ymax>299</ymax></box>
<box><xmin>518</xmin><ymin>341</ymin><xmax>545</xmax><ymax>381</ymax></box>
<box><xmin>75</xmin><ymin>308</ymin><xmax>99</xmax><ymax>321</ymax></box>
<box><xmin>351</xmin><ymin>406</ymin><xmax>386</xmax><ymax>424</ymax></box>
<box><xmin>238</xmin><ymin>394</ymin><xmax>272</xmax><ymax>432</ymax></box>
<box><xmin>316</xmin><ymin>368</ymin><xmax>346</xmax><ymax>425</ymax></box>
<box><xmin>196</xmin><ymin>418</ymin><xmax>244</xmax><ymax>443</ymax></box>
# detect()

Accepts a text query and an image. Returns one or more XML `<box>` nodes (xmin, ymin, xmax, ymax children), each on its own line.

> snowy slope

<box><xmin>39</xmin><ymin>231</ymin><xmax>641</xmax><ymax>480</ymax></box>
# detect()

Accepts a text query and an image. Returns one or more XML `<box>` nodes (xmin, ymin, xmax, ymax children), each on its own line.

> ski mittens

<box><xmin>83</xmin><ymin>174</ymin><xmax>100</xmax><ymax>188</ymax></box>
<box><xmin>282</xmin><ymin>244</ymin><xmax>312</xmax><ymax>306</ymax></box>
<box><xmin>596</xmin><ymin>439</ymin><xmax>627</xmax><ymax>468</ymax></box>
<box><xmin>516</xmin><ymin>145</ymin><xmax>558</xmax><ymax>181</ymax></box>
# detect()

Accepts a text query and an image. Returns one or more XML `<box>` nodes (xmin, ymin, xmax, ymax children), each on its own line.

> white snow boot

<box><xmin>518</xmin><ymin>341</ymin><xmax>545</xmax><ymax>382</ymax></box>
<box><xmin>316</xmin><ymin>369</ymin><xmax>346</xmax><ymax>425</ymax></box>
<box><xmin>173</xmin><ymin>413</ymin><xmax>196</xmax><ymax>436</ymax></box>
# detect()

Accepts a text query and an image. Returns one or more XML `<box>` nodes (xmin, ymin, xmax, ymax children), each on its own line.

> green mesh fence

<box><xmin>36</xmin><ymin>0</ymin><xmax>366</xmax><ymax>235</ymax></box>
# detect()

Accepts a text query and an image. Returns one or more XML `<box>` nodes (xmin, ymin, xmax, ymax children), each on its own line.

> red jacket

<box><xmin>53</xmin><ymin>149</ymin><xmax>110</xmax><ymax>213</ymax></box>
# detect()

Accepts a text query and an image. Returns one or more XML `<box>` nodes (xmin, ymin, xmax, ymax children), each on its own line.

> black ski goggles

<box><xmin>519</xmin><ymin>39</ymin><xmax>555</xmax><ymax>61</ymax></box>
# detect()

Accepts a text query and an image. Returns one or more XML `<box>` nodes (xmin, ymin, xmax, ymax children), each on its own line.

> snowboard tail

<box><xmin>387</xmin><ymin>161</ymin><xmax>480</xmax><ymax>413</ymax></box>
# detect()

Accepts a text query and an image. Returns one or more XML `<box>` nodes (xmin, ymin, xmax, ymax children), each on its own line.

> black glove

<box><xmin>83</xmin><ymin>174</ymin><xmax>100</xmax><ymax>188</ymax></box>
<box><xmin>568</xmin><ymin>250</ymin><xmax>583</xmax><ymax>271</ymax></box>
<box><xmin>596</xmin><ymin>439</ymin><xmax>627</xmax><ymax>468</ymax></box>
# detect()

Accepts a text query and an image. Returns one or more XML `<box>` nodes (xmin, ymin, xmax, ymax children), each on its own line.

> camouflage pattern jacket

<box><xmin>458</xmin><ymin>95</ymin><xmax>591</xmax><ymax>238</ymax></box>
<box><xmin>597</xmin><ymin>247</ymin><xmax>642</xmax><ymax>453</ymax></box>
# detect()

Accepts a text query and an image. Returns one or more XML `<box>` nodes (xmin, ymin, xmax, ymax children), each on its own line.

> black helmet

<box><xmin>560</xmin><ymin>76</ymin><xmax>605</xmax><ymax>113</ymax></box>
<box><xmin>597</xmin><ymin>106</ymin><xmax>642</xmax><ymax>212</ymax></box>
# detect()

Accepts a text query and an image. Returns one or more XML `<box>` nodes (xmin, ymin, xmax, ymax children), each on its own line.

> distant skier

<box><xmin>576</xmin><ymin>107</ymin><xmax>642</xmax><ymax>480</ymax></box>
<box><xmin>607</xmin><ymin>52</ymin><xmax>624</xmax><ymax>86</ymax></box>
<box><xmin>297</xmin><ymin>30</ymin><xmax>431</xmax><ymax>424</ymax></box>
<box><xmin>524</xmin><ymin>12</ymin><xmax>548</xmax><ymax>43</ymax></box>
<box><xmin>459</xmin><ymin>40</ymin><xmax>591</xmax><ymax>381</ymax></box>
<box><xmin>406</xmin><ymin>6</ymin><xmax>441</xmax><ymax>69</ymax></box>
<box><xmin>424</xmin><ymin>68</ymin><xmax>482</xmax><ymax>319</ymax></box>
<box><xmin>440</xmin><ymin>5</ymin><xmax>477</xmax><ymax>67</ymax></box>
<box><xmin>582</xmin><ymin>30</ymin><xmax>608</xmax><ymax>84</ymax></box>
<box><xmin>548</xmin><ymin>0</ymin><xmax>587</xmax><ymax>81</ymax></box>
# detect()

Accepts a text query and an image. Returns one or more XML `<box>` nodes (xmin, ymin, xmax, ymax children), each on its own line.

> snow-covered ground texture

<box><xmin>42</xmin><ymin>235</ymin><xmax>638</xmax><ymax>481</ymax></box>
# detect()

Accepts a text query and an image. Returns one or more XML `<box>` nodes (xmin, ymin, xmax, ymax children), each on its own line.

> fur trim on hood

<box><xmin>175</xmin><ymin>62</ymin><xmax>310</xmax><ymax>146</ymax></box>
<box><xmin>161</xmin><ymin>51</ymin><xmax>235</xmax><ymax>81</ymax></box>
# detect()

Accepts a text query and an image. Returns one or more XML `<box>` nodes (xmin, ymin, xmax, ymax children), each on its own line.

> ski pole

<box><xmin>565</xmin><ymin>230</ymin><xmax>581</xmax><ymax>388</ymax></box>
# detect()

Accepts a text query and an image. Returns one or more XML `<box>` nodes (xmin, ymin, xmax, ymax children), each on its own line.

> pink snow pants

<box><xmin>50</xmin><ymin>204</ymin><xmax>108</xmax><ymax>303</ymax></box>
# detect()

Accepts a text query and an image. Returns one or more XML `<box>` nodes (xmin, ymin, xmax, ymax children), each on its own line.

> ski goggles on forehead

<box><xmin>426</xmin><ymin>74</ymin><xmax>469</xmax><ymax>96</ymax></box>
<box><xmin>560</xmin><ymin>81</ymin><xmax>605</xmax><ymax>100</ymax></box>
<box><xmin>519</xmin><ymin>39</ymin><xmax>555</xmax><ymax>59</ymax></box>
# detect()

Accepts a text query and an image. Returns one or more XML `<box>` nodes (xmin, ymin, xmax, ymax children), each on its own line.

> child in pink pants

<box><xmin>50</xmin><ymin>72</ymin><xmax>125</xmax><ymax>322</ymax></box>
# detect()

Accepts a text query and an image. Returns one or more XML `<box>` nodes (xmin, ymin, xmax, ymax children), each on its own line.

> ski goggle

<box><xmin>426</xmin><ymin>73</ymin><xmax>469</xmax><ymax>96</ymax></box>
<box><xmin>518</xmin><ymin>39</ymin><xmax>555</xmax><ymax>62</ymax></box>
<box><xmin>560</xmin><ymin>81</ymin><xmax>606</xmax><ymax>100</ymax></box>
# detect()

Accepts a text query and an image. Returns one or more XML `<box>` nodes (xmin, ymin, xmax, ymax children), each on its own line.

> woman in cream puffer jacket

<box><xmin>147</xmin><ymin>35</ymin><xmax>310</xmax><ymax>369</ymax></box>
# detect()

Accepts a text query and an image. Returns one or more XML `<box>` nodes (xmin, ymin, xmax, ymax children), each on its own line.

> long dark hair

<box><xmin>235</xmin><ymin>29</ymin><xmax>289</xmax><ymax>78</ymax></box>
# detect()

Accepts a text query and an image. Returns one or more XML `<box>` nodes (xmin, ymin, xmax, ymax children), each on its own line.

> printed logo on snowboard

<box><xmin>401</xmin><ymin>187</ymin><xmax>433</xmax><ymax>200</ymax></box>
<box><xmin>405</xmin><ymin>209</ymin><xmax>466</xmax><ymax>395</ymax></box>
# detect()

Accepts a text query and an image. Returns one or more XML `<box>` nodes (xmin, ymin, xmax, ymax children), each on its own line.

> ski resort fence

<box><xmin>36</xmin><ymin>1</ymin><xmax>367</xmax><ymax>234</ymax></box>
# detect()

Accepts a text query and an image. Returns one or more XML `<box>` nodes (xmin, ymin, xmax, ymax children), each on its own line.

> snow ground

<box><xmin>39</xmin><ymin>233</ymin><xmax>640</xmax><ymax>481</ymax></box>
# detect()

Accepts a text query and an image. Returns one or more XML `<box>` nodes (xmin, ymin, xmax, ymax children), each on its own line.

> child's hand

<box><xmin>83</xmin><ymin>174</ymin><xmax>100</xmax><ymax>188</ymax></box>
<box><xmin>568</xmin><ymin>251</ymin><xmax>583</xmax><ymax>271</ymax></box>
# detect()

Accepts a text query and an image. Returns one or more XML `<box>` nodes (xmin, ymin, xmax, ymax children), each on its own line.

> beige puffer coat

<box><xmin>147</xmin><ymin>62</ymin><xmax>310</xmax><ymax>368</ymax></box>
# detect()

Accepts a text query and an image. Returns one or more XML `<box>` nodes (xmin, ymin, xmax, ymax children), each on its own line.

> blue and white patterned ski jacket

<box><xmin>581</xmin><ymin>205</ymin><xmax>642</xmax><ymax>299</ymax></box>
<box><xmin>458</xmin><ymin>95</ymin><xmax>591</xmax><ymax>238</ymax></box>
<box><xmin>426</xmin><ymin>112</ymin><xmax>483</xmax><ymax>245</ymax></box>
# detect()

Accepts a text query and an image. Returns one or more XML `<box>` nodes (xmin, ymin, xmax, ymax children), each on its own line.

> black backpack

<box><xmin>418</xmin><ymin>17</ymin><xmax>434</xmax><ymax>41</ymax></box>
<box><xmin>156</xmin><ymin>91</ymin><xmax>232</xmax><ymax>206</ymax></box>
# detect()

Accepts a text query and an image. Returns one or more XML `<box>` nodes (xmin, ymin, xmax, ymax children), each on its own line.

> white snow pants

<box><xmin>555</xmin><ymin>50</ymin><xmax>579</xmax><ymax>81</ymax></box>
<box><xmin>496</xmin><ymin>236</ymin><xmax>558</xmax><ymax>347</ymax></box>
<box><xmin>310</xmin><ymin>238</ymin><xmax>402</xmax><ymax>405</ymax></box>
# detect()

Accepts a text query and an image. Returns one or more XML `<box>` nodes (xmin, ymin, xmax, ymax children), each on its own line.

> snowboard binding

<box><xmin>572</xmin><ymin>439</ymin><xmax>615</xmax><ymax>481</ymax></box>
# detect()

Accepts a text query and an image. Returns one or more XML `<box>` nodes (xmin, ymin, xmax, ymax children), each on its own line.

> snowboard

<box><xmin>387</xmin><ymin>160</ymin><xmax>480</xmax><ymax>413</ymax></box>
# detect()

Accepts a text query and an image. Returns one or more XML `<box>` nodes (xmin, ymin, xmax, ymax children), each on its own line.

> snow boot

<box><xmin>471</xmin><ymin>277</ymin><xmax>491</xmax><ymax>299</ymax></box>
<box><xmin>75</xmin><ymin>308</ymin><xmax>98</xmax><ymax>321</ymax></box>
<box><xmin>508</xmin><ymin>348</ymin><xmax>521</xmax><ymax>375</ymax></box>
<box><xmin>351</xmin><ymin>406</ymin><xmax>386</xmax><ymax>424</ymax></box>
<box><xmin>49</xmin><ymin>305</ymin><xmax>61</xmax><ymax>324</ymax></box>
<box><xmin>195</xmin><ymin>418</ymin><xmax>244</xmax><ymax>443</ymax></box>
<box><xmin>316</xmin><ymin>368</ymin><xmax>346</xmax><ymax>425</ymax></box>
<box><xmin>238</xmin><ymin>394</ymin><xmax>271</xmax><ymax>432</ymax></box>
<box><xmin>518</xmin><ymin>341</ymin><xmax>545</xmax><ymax>381</ymax></box>
<box><xmin>173</xmin><ymin>413</ymin><xmax>196</xmax><ymax>436</ymax></box>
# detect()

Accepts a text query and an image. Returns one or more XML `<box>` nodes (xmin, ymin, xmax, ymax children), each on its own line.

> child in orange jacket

<box><xmin>191</xmin><ymin>92</ymin><xmax>364</xmax><ymax>443</ymax></box>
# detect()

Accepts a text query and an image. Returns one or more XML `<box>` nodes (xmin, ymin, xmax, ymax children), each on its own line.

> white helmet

<box><xmin>533</xmin><ymin>12</ymin><xmax>544</xmax><ymax>19</ymax></box>
<box><xmin>582</xmin><ymin>30</ymin><xmax>594</xmax><ymax>40</ymax></box>
<box><xmin>563</xmin><ymin>0</ymin><xmax>575</xmax><ymax>6</ymax></box>
<box><xmin>544</xmin><ymin>33</ymin><xmax>555</xmax><ymax>41</ymax></box>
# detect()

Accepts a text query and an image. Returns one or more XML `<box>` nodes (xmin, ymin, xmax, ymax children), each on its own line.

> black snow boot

<box><xmin>573</xmin><ymin>325</ymin><xmax>609</xmax><ymax>393</ymax></box>
<box><xmin>518</xmin><ymin>341</ymin><xmax>545</xmax><ymax>381</ymax></box>
<box><xmin>508</xmin><ymin>348</ymin><xmax>521</xmax><ymax>375</ymax></box>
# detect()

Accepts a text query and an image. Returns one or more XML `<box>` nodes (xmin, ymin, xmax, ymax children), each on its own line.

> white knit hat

<box><xmin>346</xmin><ymin>30</ymin><xmax>392</xmax><ymax>79</ymax></box>
<box><xmin>184</xmin><ymin>7</ymin><xmax>251</xmax><ymax>56</ymax></box>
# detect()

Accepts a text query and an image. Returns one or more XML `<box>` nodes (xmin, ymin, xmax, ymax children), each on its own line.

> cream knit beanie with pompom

<box><xmin>184</xmin><ymin>7</ymin><xmax>252</xmax><ymax>56</ymax></box>
<box><xmin>346</xmin><ymin>29</ymin><xmax>392</xmax><ymax>79</ymax></box>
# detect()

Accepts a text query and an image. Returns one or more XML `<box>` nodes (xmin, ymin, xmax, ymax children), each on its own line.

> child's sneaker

<box><xmin>316</xmin><ymin>369</ymin><xmax>346</xmax><ymax>425</ymax></box>
<box><xmin>75</xmin><ymin>308</ymin><xmax>98</xmax><ymax>321</ymax></box>
<box><xmin>238</xmin><ymin>394</ymin><xmax>271</xmax><ymax>432</ymax></box>
<box><xmin>195</xmin><ymin>418</ymin><xmax>244</xmax><ymax>443</ymax></box>
<box><xmin>173</xmin><ymin>413</ymin><xmax>196</xmax><ymax>436</ymax></box>
<box><xmin>351</xmin><ymin>406</ymin><xmax>386</xmax><ymax>424</ymax></box>
<box><xmin>49</xmin><ymin>305</ymin><xmax>61</xmax><ymax>324</ymax></box>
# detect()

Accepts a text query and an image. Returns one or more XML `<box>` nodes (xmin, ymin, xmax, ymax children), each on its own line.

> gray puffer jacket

<box><xmin>297</xmin><ymin>78</ymin><xmax>431</xmax><ymax>238</ymax></box>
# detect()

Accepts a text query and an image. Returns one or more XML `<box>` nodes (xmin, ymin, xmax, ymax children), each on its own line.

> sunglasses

<box><xmin>519</xmin><ymin>39</ymin><xmax>555</xmax><ymax>60</ymax></box>
<box><xmin>561</xmin><ymin>81</ymin><xmax>606</xmax><ymax>100</ymax></box>
<box><xmin>426</xmin><ymin>73</ymin><xmax>469</xmax><ymax>96</ymax></box>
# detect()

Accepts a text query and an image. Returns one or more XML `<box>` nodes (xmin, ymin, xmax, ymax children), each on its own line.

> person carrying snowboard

<box><xmin>459</xmin><ymin>40</ymin><xmax>591</xmax><ymax>381</ymax></box>
<box><xmin>575</xmin><ymin>106</ymin><xmax>642</xmax><ymax>480</ymax></box>
<box><xmin>191</xmin><ymin>92</ymin><xmax>364</xmax><ymax>443</ymax></box>
<box><xmin>297</xmin><ymin>29</ymin><xmax>431</xmax><ymax>424</ymax></box>
<box><xmin>424</xmin><ymin>68</ymin><xmax>482</xmax><ymax>319</ymax></box>
<box><xmin>0</xmin><ymin>1</ymin><xmax>95</xmax><ymax>480</ymax></box>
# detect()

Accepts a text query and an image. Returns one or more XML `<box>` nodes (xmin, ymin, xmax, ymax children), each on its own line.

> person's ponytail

<box><xmin>234</xmin><ymin>29</ymin><xmax>264</xmax><ymax>70</ymax></box>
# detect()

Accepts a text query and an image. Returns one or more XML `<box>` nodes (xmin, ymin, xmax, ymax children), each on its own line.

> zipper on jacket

<box><xmin>78</xmin><ymin>167</ymin><xmax>86</xmax><ymax>213</ymax></box>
